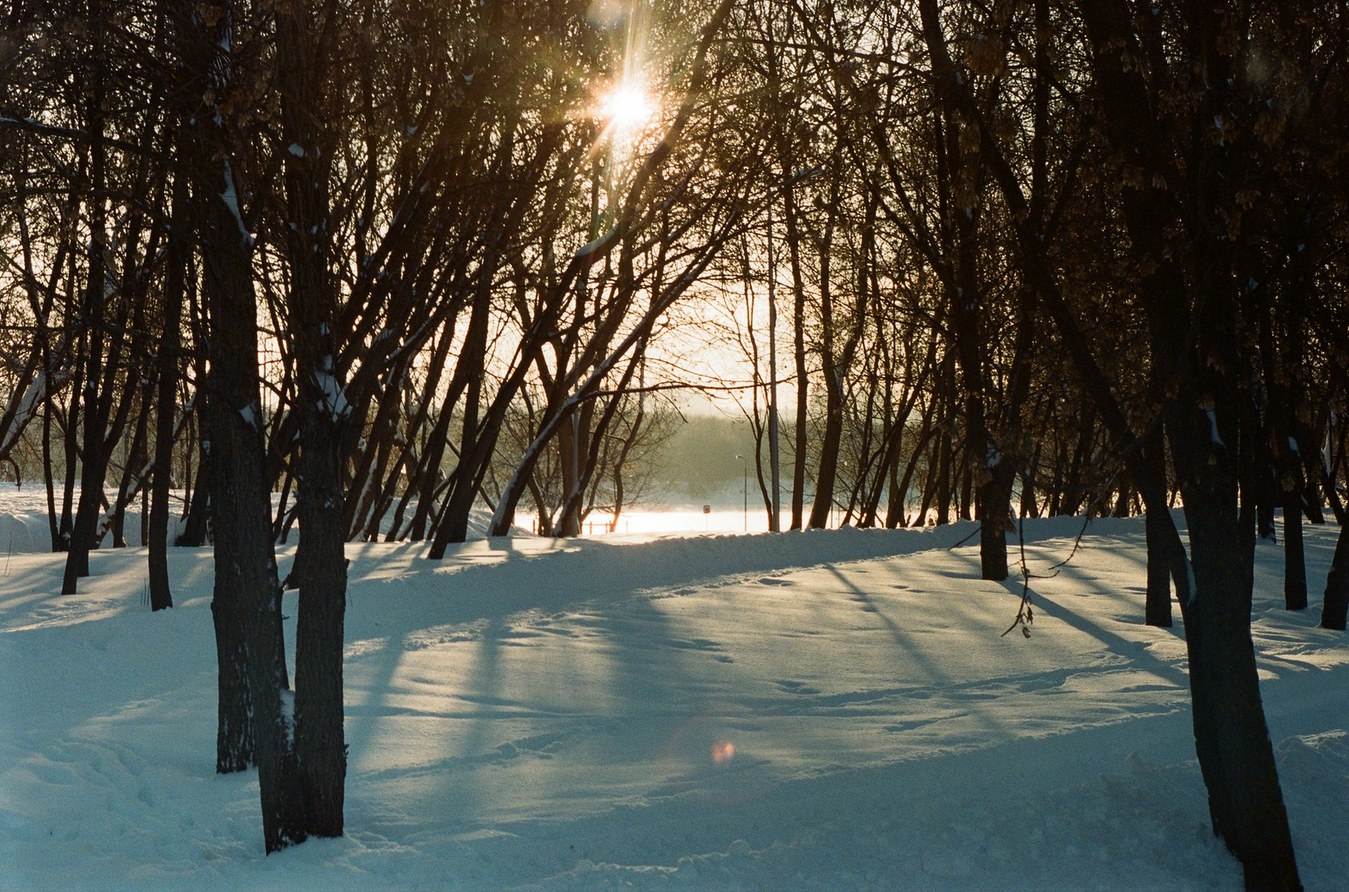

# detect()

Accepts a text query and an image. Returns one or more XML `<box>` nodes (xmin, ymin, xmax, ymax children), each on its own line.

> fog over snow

<box><xmin>1</xmin><ymin>487</ymin><xmax>1346</xmax><ymax>890</ymax></box>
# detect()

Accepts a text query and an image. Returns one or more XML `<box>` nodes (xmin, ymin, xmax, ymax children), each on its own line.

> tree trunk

<box><xmin>1139</xmin><ymin>429</ymin><xmax>1180</xmax><ymax>627</ymax></box>
<box><xmin>170</xmin><ymin>0</ymin><xmax>305</xmax><ymax>852</ymax></box>
<box><xmin>919</xmin><ymin>32</ymin><xmax>1006</xmax><ymax>575</ymax></box>
<box><xmin>935</xmin><ymin>429</ymin><xmax>952</xmax><ymax>525</ymax></box>
<box><xmin>784</xmin><ymin>182</ymin><xmax>809</xmax><ymax>532</ymax></box>
<box><xmin>1283</xmin><ymin>489</ymin><xmax>1307</xmax><ymax>611</ymax></box>
<box><xmin>807</xmin><ymin>151</ymin><xmax>845</xmax><ymax>531</ymax></box>
<box><xmin>202</xmin><ymin>274</ymin><xmax>304</xmax><ymax>850</ymax></box>
<box><xmin>1322</xmin><ymin>519</ymin><xmax>1349</xmax><ymax>631</ymax></box>
<box><xmin>1177</xmin><ymin>451</ymin><xmax>1299</xmax><ymax>889</ymax></box>
<box><xmin>980</xmin><ymin>460</ymin><xmax>1014</xmax><ymax>581</ymax></box>
<box><xmin>292</xmin><ymin>418</ymin><xmax>347</xmax><ymax>837</ymax></box>
<box><xmin>277</xmin><ymin>0</ymin><xmax>346</xmax><ymax>838</ymax></box>
<box><xmin>177</xmin><ymin>456</ymin><xmax>210</xmax><ymax>546</ymax></box>
<box><xmin>210</xmin><ymin>584</ymin><xmax>252</xmax><ymax>771</ymax></box>
<box><xmin>62</xmin><ymin>0</ymin><xmax>110</xmax><ymax>593</ymax></box>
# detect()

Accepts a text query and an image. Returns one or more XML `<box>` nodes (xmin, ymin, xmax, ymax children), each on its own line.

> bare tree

<box><xmin>167</xmin><ymin>0</ymin><xmax>305</xmax><ymax>851</ymax></box>
<box><xmin>917</xmin><ymin>0</ymin><xmax>1304</xmax><ymax>883</ymax></box>
<box><xmin>274</xmin><ymin>0</ymin><xmax>347</xmax><ymax>839</ymax></box>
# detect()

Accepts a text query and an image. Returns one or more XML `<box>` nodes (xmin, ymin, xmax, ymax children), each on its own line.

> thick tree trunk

<box><xmin>203</xmin><ymin>298</ymin><xmax>304</xmax><ymax>851</ymax></box>
<box><xmin>1322</xmin><ymin>520</ymin><xmax>1349</xmax><ymax>631</ymax></box>
<box><xmin>170</xmin><ymin>0</ymin><xmax>306</xmax><ymax>852</ymax></box>
<box><xmin>293</xmin><ymin>419</ymin><xmax>347</xmax><ymax>837</ymax></box>
<box><xmin>980</xmin><ymin>460</ymin><xmax>1014</xmax><ymax>582</ymax></box>
<box><xmin>1143</xmin><ymin>506</ymin><xmax>1176</xmax><ymax>627</ymax></box>
<box><xmin>210</xmin><ymin>586</ymin><xmax>252</xmax><ymax>771</ymax></box>
<box><xmin>201</xmin><ymin>244</ymin><xmax>305</xmax><ymax>850</ymax></box>
<box><xmin>277</xmin><ymin>0</ymin><xmax>347</xmax><ymax>839</ymax></box>
<box><xmin>1161</xmin><ymin>290</ymin><xmax>1300</xmax><ymax>882</ymax></box>
<box><xmin>1178</xmin><ymin>462</ymin><xmax>1299</xmax><ymax>890</ymax></box>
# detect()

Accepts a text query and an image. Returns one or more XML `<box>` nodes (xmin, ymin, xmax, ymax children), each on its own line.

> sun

<box><xmin>598</xmin><ymin>81</ymin><xmax>657</xmax><ymax>138</ymax></box>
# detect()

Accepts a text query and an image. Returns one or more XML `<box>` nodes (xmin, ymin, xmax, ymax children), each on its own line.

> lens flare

<box><xmin>598</xmin><ymin>82</ymin><xmax>656</xmax><ymax>137</ymax></box>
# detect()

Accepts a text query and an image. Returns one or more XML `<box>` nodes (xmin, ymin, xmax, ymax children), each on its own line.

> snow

<box><xmin>0</xmin><ymin>487</ymin><xmax>187</xmax><ymax>552</ymax></box>
<box><xmin>220</xmin><ymin>159</ymin><xmax>254</xmax><ymax>248</ymax></box>
<box><xmin>312</xmin><ymin>369</ymin><xmax>351</xmax><ymax>422</ymax></box>
<box><xmin>280</xmin><ymin>689</ymin><xmax>295</xmax><ymax>747</ymax></box>
<box><xmin>0</xmin><ymin>366</ymin><xmax>64</xmax><ymax>457</ymax></box>
<box><xmin>0</xmin><ymin>488</ymin><xmax>1346</xmax><ymax>890</ymax></box>
<box><xmin>1206</xmin><ymin>408</ymin><xmax>1225</xmax><ymax>447</ymax></box>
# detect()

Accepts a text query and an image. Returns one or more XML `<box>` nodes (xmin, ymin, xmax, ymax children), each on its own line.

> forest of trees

<box><xmin>4</xmin><ymin>0</ymin><xmax>1349</xmax><ymax>885</ymax></box>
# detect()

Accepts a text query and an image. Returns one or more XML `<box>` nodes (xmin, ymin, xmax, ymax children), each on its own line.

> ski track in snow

<box><xmin>0</xmin><ymin>501</ymin><xmax>1346</xmax><ymax>890</ymax></box>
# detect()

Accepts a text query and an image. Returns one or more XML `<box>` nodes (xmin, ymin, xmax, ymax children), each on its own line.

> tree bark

<box><xmin>1283</xmin><ymin>487</ymin><xmax>1308</xmax><ymax>611</ymax></box>
<box><xmin>784</xmin><ymin>178</ymin><xmax>809</xmax><ymax>532</ymax></box>
<box><xmin>807</xmin><ymin>150</ymin><xmax>845</xmax><ymax>530</ymax></box>
<box><xmin>1323</xmin><ymin>520</ymin><xmax>1349</xmax><ymax>631</ymax></box>
<box><xmin>914</xmin><ymin>1</ymin><xmax>1299</xmax><ymax>882</ymax></box>
<box><xmin>1071</xmin><ymin>0</ymin><xmax>1301</xmax><ymax>882</ymax></box>
<box><xmin>1170</xmin><ymin>395</ymin><xmax>1300</xmax><ymax>890</ymax></box>
<box><xmin>1140</xmin><ymin>429</ymin><xmax>1178</xmax><ymax>627</ymax></box>
<box><xmin>169</xmin><ymin>0</ymin><xmax>305</xmax><ymax>852</ymax></box>
<box><xmin>62</xmin><ymin>0</ymin><xmax>111</xmax><ymax>593</ymax></box>
<box><xmin>276</xmin><ymin>0</ymin><xmax>346</xmax><ymax>838</ymax></box>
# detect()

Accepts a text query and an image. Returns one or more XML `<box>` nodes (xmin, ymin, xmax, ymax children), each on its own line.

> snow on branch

<box><xmin>312</xmin><ymin>359</ymin><xmax>352</xmax><ymax>423</ymax></box>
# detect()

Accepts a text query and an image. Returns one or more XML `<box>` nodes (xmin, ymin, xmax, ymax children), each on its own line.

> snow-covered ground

<box><xmin>1</xmin><ymin>490</ymin><xmax>1346</xmax><ymax>890</ymax></box>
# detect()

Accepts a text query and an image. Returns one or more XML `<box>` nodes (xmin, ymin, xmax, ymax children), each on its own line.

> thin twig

<box><xmin>1001</xmin><ymin>517</ymin><xmax>1034</xmax><ymax>638</ymax></box>
<box><xmin>948</xmin><ymin>523</ymin><xmax>982</xmax><ymax>550</ymax></box>
<box><xmin>1001</xmin><ymin>513</ymin><xmax>1096</xmax><ymax>638</ymax></box>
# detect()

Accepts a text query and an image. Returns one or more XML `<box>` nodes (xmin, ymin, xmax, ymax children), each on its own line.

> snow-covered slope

<box><xmin>0</xmin><ymin>513</ymin><xmax>1345</xmax><ymax>889</ymax></box>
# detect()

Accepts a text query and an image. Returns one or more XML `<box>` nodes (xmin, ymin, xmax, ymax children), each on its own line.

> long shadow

<box><xmin>0</xmin><ymin>547</ymin><xmax>153</xmax><ymax>632</ymax></box>
<box><xmin>820</xmin><ymin>562</ymin><xmax>1017</xmax><ymax>741</ymax></box>
<box><xmin>1008</xmin><ymin>578</ymin><xmax>1191</xmax><ymax>690</ymax></box>
<box><xmin>440</xmin><ymin>660</ymin><xmax>1284</xmax><ymax>889</ymax></box>
<box><xmin>1001</xmin><ymin>527</ymin><xmax>1167</xmax><ymax>624</ymax></box>
<box><xmin>992</xmin><ymin>525</ymin><xmax>1342</xmax><ymax>695</ymax></box>
<box><xmin>822</xmin><ymin>562</ymin><xmax>956</xmax><ymax>686</ymax></box>
<box><xmin>10</xmin><ymin>517</ymin><xmax>1342</xmax><ymax>876</ymax></box>
<box><xmin>358</xmin><ymin>525</ymin><xmax>991</xmax><ymax>644</ymax></box>
<box><xmin>342</xmin><ymin>545</ymin><xmax>719</xmax><ymax>838</ymax></box>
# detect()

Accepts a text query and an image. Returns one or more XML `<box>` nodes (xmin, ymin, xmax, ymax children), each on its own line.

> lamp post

<box><xmin>735</xmin><ymin>454</ymin><xmax>748</xmax><ymax>531</ymax></box>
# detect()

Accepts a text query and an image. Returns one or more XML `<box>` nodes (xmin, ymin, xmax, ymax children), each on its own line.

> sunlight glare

<box><xmin>599</xmin><ymin>81</ymin><xmax>656</xmax><ymax>139</ymax></box>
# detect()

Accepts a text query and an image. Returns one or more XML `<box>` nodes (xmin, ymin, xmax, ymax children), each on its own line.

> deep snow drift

<box><xmin>0</xmin><ymin>498</ymin><xmax>1346</xmax><ymax>890</ymax></box>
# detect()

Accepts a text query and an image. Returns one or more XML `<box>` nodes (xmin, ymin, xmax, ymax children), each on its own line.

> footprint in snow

<box><xmin>774</xmin><ymin>679</ymin><xmax>822</xmax><ymax>696</ymax></box>
<box><xmin>667</xmin><ymin>637</ymin><xmax>724</xmax><ymax>653</ymax></box>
